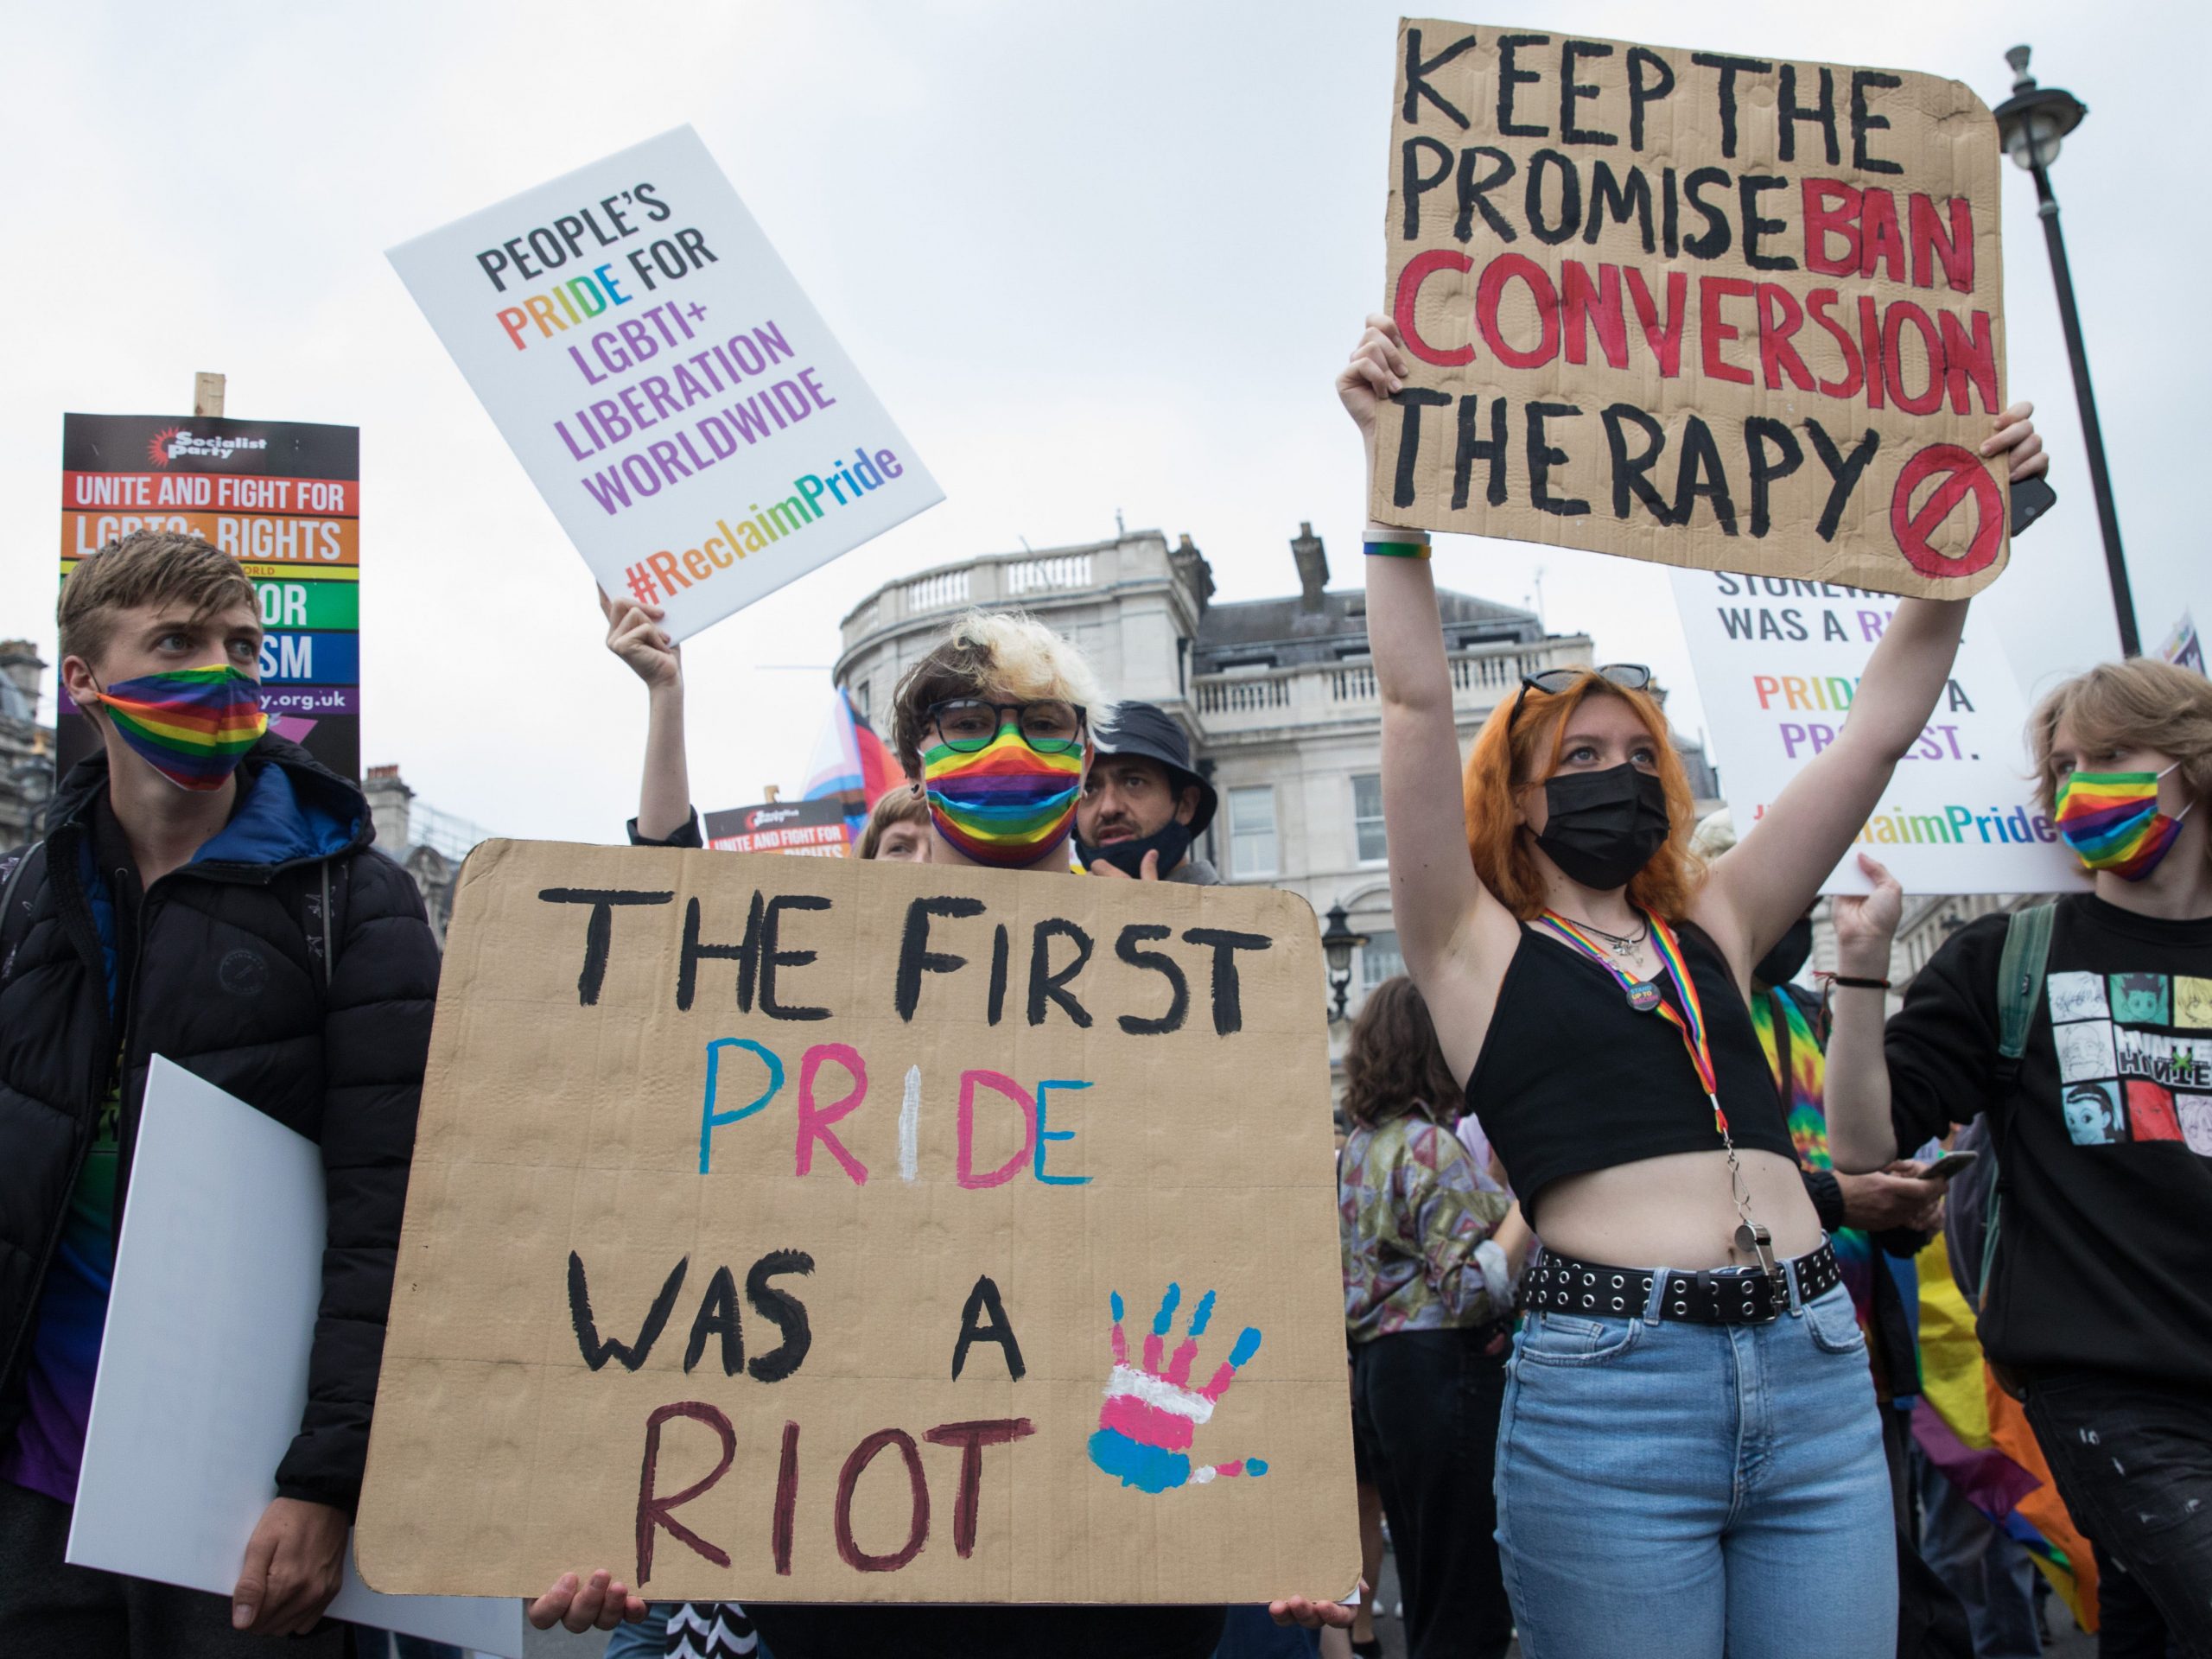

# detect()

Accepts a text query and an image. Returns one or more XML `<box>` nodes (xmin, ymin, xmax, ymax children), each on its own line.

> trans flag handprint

<box><xmin>1087</xmin><ymin>1284</ymin><xmax>1268</xmax><ymax>1493</ymax></box>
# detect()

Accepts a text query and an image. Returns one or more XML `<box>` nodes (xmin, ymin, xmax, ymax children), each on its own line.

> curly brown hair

<box><xmin>1342</xmin><ymin>976</ymin><xmax>1464</xmax><ymax>1129</ymax></box>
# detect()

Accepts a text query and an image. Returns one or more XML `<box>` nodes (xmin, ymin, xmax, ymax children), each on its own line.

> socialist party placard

<box><xmin>58</xmin><ymin>414</ymin><xmax>362</xmax><ymax>783</ymax></box>
<box><xmin>388</xmin><ymin>127</ymin><xmax>943</xmax><ymax>642</ymax></box>
<box><xmin>1669</xmin><ymin>568</ymin><xmax>2086</xmax><ymax>895</ymax></box>
<box><xmin>1377</xmin><ymin>24</ymin><xmax>2008</xmax><ymax>599</ymax></box>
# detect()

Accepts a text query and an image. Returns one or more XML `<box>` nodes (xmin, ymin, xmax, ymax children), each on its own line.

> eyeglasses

<box><xmin>1504</xmin><ymin>664</ymin><xmax>1652</xmax><ymax>736</ymax></box>
<box><xmin>925</xmin><ymin>698</ymin><xmax>1089</xmax><ymax>754</ymax></box>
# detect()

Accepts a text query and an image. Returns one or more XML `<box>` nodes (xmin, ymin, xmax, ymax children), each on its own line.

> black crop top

<box><xmin>1465</xmin><ymin>918</ymin><xmax>1797</xmax><ymax>1223</ymax></box>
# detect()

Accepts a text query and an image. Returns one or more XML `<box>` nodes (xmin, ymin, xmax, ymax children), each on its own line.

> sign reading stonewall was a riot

<box><xmin>1669</xmin><ymin>569</ymin><xmax>2086</xmax><ymax>894</ymax></box>
<box><xmin>59</xmin><ymin>414</ymin><xmax>362</xmax><ymax>782</ymax></box>
<box><xmin>388</xmin><ymin>128</ymin><xmax>942</xmax><ymax>642</ymax></box>
<box><xmin>355</xmin><ymin>842</ymin><xmax>1357</xmax><ymax>1601</ymax></box>
<box><xmin>1379</xmin><ymin>23</ymin><xmax>2008</xmax><ymax>599</ymax></box>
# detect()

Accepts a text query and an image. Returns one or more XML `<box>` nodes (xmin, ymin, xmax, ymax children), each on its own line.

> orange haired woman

<box><xmin>1337</xmin><ymin>315</ymin><xmax>2047</xmax><ymax>1659</ymax></box>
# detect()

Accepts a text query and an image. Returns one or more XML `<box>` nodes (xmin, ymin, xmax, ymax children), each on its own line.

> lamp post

<box><xmin>1993</xmin><ymin>45</ymin><xmax>2139</xmax><ymax>657</ymax></box>
<box><xmin>1320</xmin><ymin>902</ymin><xmax>1369</xmax><ymax>1023</ymax></box>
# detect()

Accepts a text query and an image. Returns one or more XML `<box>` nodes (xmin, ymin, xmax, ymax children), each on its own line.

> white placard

<box><xmin>1669</xmin><ymin>569</ymin><xmax>2088</xmax><ymax>895</ymax></box>
<box><xmin>67</xmin><ymin>1057</ymin><xmax>524</xmax><ymax>1656</ymax></box>
<box><xmin>389</xmin><ymin>124</ymin><xmax>942</xmax><ymax>642</ymax></box>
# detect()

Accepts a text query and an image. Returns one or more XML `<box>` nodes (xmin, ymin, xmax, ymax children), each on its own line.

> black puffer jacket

<box><xmin>0</xmin><ymin>736</ymin><xmax>440</xmax><ymax>1514</ymax></box>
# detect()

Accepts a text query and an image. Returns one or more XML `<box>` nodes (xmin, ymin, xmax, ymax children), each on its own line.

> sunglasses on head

<box><xmin>1505</xmin><ymin>664</ymin><xmax>1652</xmax><ymax>737</ymax></box>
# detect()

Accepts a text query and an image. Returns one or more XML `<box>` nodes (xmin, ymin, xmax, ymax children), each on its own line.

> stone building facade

<box><xmin>363</xmin><ymin>764</ymin><xmax>493</xmax><ymax>946</ymax></box>
<box><xmin>0</xmin><ymin>641</ymin><xmax>55</xmax><ymax>849</ymax></box>
<box><xmin>831</xmin><ymin>527</ymin><xmax>1720</xmax><ymax>1034</ymax></box>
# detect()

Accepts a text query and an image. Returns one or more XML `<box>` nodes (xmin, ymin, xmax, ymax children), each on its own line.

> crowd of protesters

<box><xmin>1</xmin><ymin>313</ymin><xmax>2205</xmax><ymax>1659</ymax></box>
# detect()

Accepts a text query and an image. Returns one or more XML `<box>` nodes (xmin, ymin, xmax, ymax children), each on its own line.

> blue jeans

<box><xmin>1495</xmin><ymin>1276</ymin><xmax>1895</xmax><ymax>1659</ymax></box>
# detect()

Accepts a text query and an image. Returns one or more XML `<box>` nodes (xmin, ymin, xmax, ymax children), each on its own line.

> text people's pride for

<box><xmin>353</xmin><ymin>842</ymin><xmax>1357</xmax><ymax>1602</ymax></box>
<box><xmin>388</xmin><ymin>128</ymin><xmax>943</xmax><ymax>642</ymax></box>
<box><xmin>1379</xmin><ymin>24</ymin><xmax>2008</xmax><ymax>597</ymax></box>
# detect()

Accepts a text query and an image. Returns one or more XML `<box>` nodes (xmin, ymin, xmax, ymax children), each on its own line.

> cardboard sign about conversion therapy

<box><xmin>1378</xmin><ymin>23</ymin><xmax>2007</xmax><ymax>598</ymax></box>
<box><xmin>355</xmin><ymin>842</ymin><xmax>1357</xmax><ymax>1601</ymax></box>
<box><xmin>389</xmin><ymin>127</ymin><xmax>942</xmax><ymax>642</ymax></box>
<box><xmin>1669</xmin><ymin>569</ymin><xmax>2086</xmax><ymax>896</ymax></box>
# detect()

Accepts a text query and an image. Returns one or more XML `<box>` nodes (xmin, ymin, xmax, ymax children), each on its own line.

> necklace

<box><xmin>1547</xmin><ymin>910</ymin><xmax>1649</xmax><ymax>957</ymax></box>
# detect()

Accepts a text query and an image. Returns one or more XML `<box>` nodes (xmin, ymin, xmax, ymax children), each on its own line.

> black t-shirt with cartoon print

<box><xmin>1886</xmin><ymin>893</ymin><xmax>2212</xmax><ymax>1387</ymax></box>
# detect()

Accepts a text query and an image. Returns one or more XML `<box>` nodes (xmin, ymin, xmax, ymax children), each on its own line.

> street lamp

<box><xmin>1993</xmin><ymin>46</ymin><xmax>2139</xmax><ymax>657</ymax></box>
<box><xmin>1320</xmin><ymin>902</ymin><xmax>1369</xmax><ymax>1022</ymax></box>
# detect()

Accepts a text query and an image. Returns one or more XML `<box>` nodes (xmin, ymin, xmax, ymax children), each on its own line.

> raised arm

<box><xmin>601</xmin><ymin>590</ymin><xmax>693</xmax><ymax>843</ymax></box>
<box><xmin>1698</xmin><ymin>404</ymin><xmax>2047</xmax><ymax>975</ymax></box>
<box><xmin>1820</xmin><ymin>855</ymin><xmax>1904</xmax><ymax>1173</ymax></box>
<box><xmin>1339</xmin><ymin>319</ymin><xmax>1520</xmax><ymax>1064</ymax></box>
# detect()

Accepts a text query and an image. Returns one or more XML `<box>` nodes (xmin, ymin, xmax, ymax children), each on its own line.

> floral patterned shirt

<box><xmin>1339</xmin><ymin>1111</ymin><xmax>1512</xmax><ymax>1343</ymax></box>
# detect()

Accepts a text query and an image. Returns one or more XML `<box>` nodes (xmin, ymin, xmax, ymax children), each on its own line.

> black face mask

<box><xmin>1077</xmin><ymin>815</ymin><xmax>1194</xmax><ymax>878</ymax></box>
<box><xmin>1755</xmin><ymin>916</ymin><xmax>1815</xmax><ymax>986</ymax></box>
<box><xmin>1532</xmin><ymin>764</ymin><xmax>1670</xmax><ymax>892</ymax></box>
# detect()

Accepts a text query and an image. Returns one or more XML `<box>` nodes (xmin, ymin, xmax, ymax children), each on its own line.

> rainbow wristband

<box><xmin>1363</xmin><ymin>539</ymin><xmax>1431</xmax><ymax>559</ymax></box>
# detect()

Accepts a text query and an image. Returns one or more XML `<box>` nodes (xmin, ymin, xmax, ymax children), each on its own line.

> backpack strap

<box><xmin>296</xmin><ymin>855</ymin><xmax>350</xmax><ymax>995</ymax></box>
<box><xmin>1993</xmin><ymin>901</ymin><xmax>2057</xmax><ymax>1085</ymax></box>
<box><xmin>1977</xmin><ymin>902</ymin><xmax>2057</xmax><ymax>1311</ymax></box>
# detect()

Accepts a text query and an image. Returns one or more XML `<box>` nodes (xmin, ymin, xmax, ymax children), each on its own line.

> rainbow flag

<box><xmin>803</xmin><ymin>688</ymin><xmax>903</xmax><ymax>838</ymax></box>
<box><xmin>1913</xmin><ymin>1233</ymin><xmax>2099</xmax><ymax>1631</ymax></box>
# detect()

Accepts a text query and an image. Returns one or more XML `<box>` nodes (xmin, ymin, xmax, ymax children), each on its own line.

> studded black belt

<box><xmin>1522</xmin><ymin>1241</ymin><xmax>1842</xmax><ymax>1326</ymax></box>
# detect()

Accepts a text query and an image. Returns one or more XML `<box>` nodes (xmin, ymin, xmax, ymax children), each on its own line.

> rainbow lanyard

<box><xmin>1539</xmin><ymin>909</ymin><xmax>1728</xmax><ymax>1138</ymax></box>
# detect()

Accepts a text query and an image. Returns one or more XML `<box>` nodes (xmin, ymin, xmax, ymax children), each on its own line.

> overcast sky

<box><xmin>4</xmin><ymin>0</ymin><xmax>2202</xmax><ymax>842</ymax></box>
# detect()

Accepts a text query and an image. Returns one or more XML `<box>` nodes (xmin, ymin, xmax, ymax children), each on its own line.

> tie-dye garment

<box><xmin>1750</xmin><ymin>982</ymin><xmax>1921</xmax><ymax>1401</ymax></box>
<box><xmin>1338</xmin><ymin>1111</ymin><xmax>1512</xmax><ymax>1344</ymax></box>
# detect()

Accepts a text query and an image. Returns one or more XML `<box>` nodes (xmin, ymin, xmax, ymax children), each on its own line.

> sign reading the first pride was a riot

<box><xmin>356</xmin><ymin>842</ymin><xmax>1357</xmax><ymax>1602</ymax></box>
<box><xmin>1377</xmin><ymin>23</ymin><xmax>2008</xmax><ymax>597</ymax></box>
<box><xmin>388</xmin><ymin>127</ymin><xmax>943</xmax><ymax>643</ymax></box>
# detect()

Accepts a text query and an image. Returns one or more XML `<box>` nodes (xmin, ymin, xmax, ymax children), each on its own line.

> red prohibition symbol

<box><xmin>1890</xmin><ymin>443</ymin><xmax>2005</xmax><ymax>578</ymax></box>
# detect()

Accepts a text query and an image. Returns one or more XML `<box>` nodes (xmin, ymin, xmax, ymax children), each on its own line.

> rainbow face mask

<box><xmin>2054</xmin><ymin>765</ymin><xmax>2192</xmax><ymax>880</ymax></box>
<box><xmin>922</xmin><ymin>724</ymin><xmax>1084</xmax><ymax>868</ymax></box>
<box><xmin>90</xmin><ymin>663</ymin><xmax>266</xmax><ymax>791</ymax></box>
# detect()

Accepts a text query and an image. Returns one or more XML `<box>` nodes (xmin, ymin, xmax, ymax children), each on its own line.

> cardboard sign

<box><xmin>356</xmin><ymin>842</ymin><xmax>1357</xmax><ymax>1602</ymax></box>
<box><xmin>68</xmin><ymin>1058</ymin><xmax>524</xmax><ymax>1656</ymax></box>
<box><xmin>389</xmin><ymin>127</ymin><xmax>943</xmax><ymax>642</ymax></box>
<box><xmin>1669</xmin><ymin>569</ymin><xmax>2086</xmax><ymax>894</ymax></box>
<box><xmin>1377</xmin><ymin>23</ymin><xmax>2007</xmax><ymax>598</ymax></box>
<box><xmin>58</xmin><ymin>414</ymin><xmax>361</xmax><ymax>781</ymax></box>
<box><xmin>705</xmin><ymin>798</ymin><xmax>853</xmax><ymax>857</ymax></box>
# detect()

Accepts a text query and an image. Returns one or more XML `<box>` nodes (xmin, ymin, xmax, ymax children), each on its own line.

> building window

<box><xmin>1352</xmin><ymin>772</ymin><xmax>1387</xmax><ymax>862</ymax></box>
<box><xmin>1228</xmin><ymin>785</ymin><xmax>1278</xmax><ymax>880</ymax></box>
<box><xmin>1362</xmin><ymin>930</ymin><xmax>1404</xmax><ymax>989</ymax></box>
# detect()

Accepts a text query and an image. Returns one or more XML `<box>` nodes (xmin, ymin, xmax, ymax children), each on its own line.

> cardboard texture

<box><xmin>1376</xmin><ymin>22</ymin><xmax>2007</xmax><ymax>597</ymax></box>
<box><xmin>388</xmin><ymin>127</ymin><xmax>943</xmax><ymax>644</ymax></box>
<box><xmin>357</xmin><ymin>842</ymin><xmax>1358</xmax><ymax>1602</ymax></box>
<box><xmin>68</xmin><ymin>1058</ymin><xmax>524</xmax><ymax>1656</ymax></box>
<box><xmin>1667</xmin><ymin>569</ymin><xmax>2087</xmax><ymax>896</ymax></box>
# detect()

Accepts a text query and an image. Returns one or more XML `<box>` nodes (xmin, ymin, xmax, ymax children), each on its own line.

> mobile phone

<box><xmin>1922</xmin><ymin>1149</ymin><xmax>1979</xmax><ymax>1181</ymax></box>
<box><xmin>2011</xmin><ymin>475</ymin><xmax>2056</xmax><ymax>537</ymax></box>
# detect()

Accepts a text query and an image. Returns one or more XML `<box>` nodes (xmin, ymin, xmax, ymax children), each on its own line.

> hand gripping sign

<box><xmin>1376</xmin><ymin>22</ymin><xmax>2010</xmax><ymax>598</ymax></box>
<box><xmin>354</xmin><ymin>842</ymin><xmax>1357</xmax><ymax>1603</ymax></box>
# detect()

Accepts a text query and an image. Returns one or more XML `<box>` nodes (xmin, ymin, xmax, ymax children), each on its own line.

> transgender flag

<box><xmin>802</xmin><ymin>688</ymin><xmax>903</xmax><ymax>807</ymax></box>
